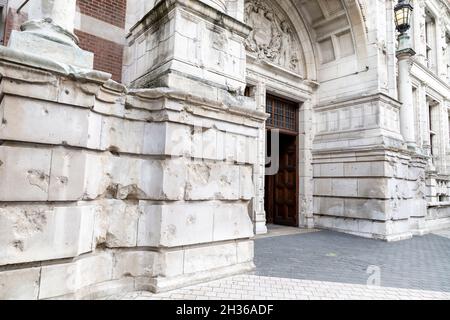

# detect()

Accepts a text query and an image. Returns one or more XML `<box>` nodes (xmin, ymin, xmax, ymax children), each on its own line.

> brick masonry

<box><xmin>75</xmin><ymin>29</ymin><xmax>124</xmax><ymax>82</ymax></box>
<box><xmin>2</xmin><ymin>1</ymin><xmax>127</xmax><ymax>82</ymax></box>
<box><xmin>77</xmin><ymin>0</ymin><xmax>127</xmax><ymax>29</ymax></box>
<box><xmin>3</xmin><ymin>8</ymin><xmax>27</xmax><ymax>45</ymax></box>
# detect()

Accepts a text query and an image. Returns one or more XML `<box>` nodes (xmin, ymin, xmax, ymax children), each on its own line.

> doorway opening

<box><xmin>264</xmin><ymin>94</ymin><xmax>299</xmax><ymax>227</ymax></box>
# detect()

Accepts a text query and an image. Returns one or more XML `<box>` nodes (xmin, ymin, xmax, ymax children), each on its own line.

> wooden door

<box><xmin>264</xmin><ymin>95</ymin><xmax>299</xmax><ymax>227</ymax></box>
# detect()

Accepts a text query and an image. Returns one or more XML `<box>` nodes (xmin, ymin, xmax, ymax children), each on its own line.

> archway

<box><xmin>243</xmin><ymin>0</ymin><xmax>369</xmax><ymax>233</ymax></box>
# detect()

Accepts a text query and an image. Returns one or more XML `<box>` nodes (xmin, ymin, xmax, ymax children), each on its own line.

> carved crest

<box><xmin>244</xmin><ymin>0</ymin><xmax>302</xmax><ymax>73</ymax></box>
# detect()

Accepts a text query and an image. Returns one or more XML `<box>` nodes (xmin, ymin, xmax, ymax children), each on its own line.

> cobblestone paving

<box><xmin>113</xmin><ymin>275</ymin><xmax>450</xmax><ymax>300</ymax></box>
<box><xmin>255</xmin><ymin>230</ymin><xmax>450</xmax><ymax>293</ymax></box>
<box><xmin>112</xmin><ymin>229</ymin><xmax>450</xmax><ymax>300</ymax></box>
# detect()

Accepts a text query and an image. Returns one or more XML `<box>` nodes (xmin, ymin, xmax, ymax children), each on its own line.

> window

<box><xmin>446</xmin><ymin>33</ymin><xmax>450</xmax><ymax>83</ymax></box>
<box><xmin>428</xmin><ymin>98</ymin><xmax>439</xmax><ymax>162</ymax></box>
<box><xmin>425</xmin><ymin>11</ymin><xmax>437</xmax><ymax>74</ymax></box>
<box><xmin>244</xmin><ymin>85</ymin><xmax>256</xmax><ymax>98</ymax></box>
<box><xmin>0</xmin><ymin>2</ymin><xmax>6</xmax><ymax>46</ymax></box>
<box><xmin>266</xmin><ymin>95</ymin><xmax>298</xmax><ymax>133</ymax></box>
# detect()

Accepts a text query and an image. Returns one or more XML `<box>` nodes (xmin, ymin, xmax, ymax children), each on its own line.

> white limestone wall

<box><xmin>0</xmin><ymin>48</ymin><xmax>262</xmax><ymax>299</ymax></box>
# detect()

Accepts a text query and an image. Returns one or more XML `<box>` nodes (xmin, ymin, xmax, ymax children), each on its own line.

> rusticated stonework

<box><xmin>244</xmin><ymin>0</ymin><xmax>302</xmax><ymax>74</ymax></box>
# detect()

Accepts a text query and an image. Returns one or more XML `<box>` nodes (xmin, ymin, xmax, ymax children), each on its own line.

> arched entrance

<box><xmin>244</xmin><ymin>0</ymin><xmax>369</xmax><ymax>234</ymax></box>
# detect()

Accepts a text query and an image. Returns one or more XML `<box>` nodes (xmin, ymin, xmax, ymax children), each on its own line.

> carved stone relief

<box><xmin>244</xmin><ymin>0</ymin><xmax>302</xmax><ymax>74</ymax></box>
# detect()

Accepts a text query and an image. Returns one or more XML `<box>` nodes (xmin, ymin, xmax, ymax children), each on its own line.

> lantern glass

<box><xmin>394</xmin><ymin>0</ymin><xmax>413</xmax><ymax>34</ymax></box>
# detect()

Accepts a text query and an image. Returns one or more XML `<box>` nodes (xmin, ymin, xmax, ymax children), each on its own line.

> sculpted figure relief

<box><xmin>244</xmin><ymin>0</ymin><xmax>301</xmax><ymax>73</ymax></box>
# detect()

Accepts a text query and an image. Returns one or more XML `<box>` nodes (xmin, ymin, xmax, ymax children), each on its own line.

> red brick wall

<box><xmin>75</xmin><ymin>30</ymin><xmax>124</xmax><ymax>82</ymax></box>
<box><xmin>77</xmin><ymin>0</ymin><xmax>127</xmax><ymax>29</ymax></box>
<box><xmin>2</xmin><ymin>1</ymin><xmax>127</xmax><ymax>83</ymax></box>
<box><xmin>3</xmin><ymin>8</ymin><xmax>27</xmax><ymax>45</ymax></box>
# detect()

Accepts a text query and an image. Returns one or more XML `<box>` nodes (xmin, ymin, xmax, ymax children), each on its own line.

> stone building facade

<box><xmin>0</xmin><ymin>0</ymin><xmax>449</xmax><ymax>299</ymax></box>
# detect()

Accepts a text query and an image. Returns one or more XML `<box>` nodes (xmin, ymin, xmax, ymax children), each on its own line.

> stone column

<box><xmin>253</xmin><ymin>81</ymin><xmax>268</xmax><ymax>235</ymax></box>
<box><xmin>122</xmin><ymin>0</ymin><xmax>264</xmax><ymax>292</ymax></box>
<box><xmin>396</xmin><ymin>33</ymin><xmax>416</xmax><ymax>149</ymax></box>
<box><xmin>199</xmin><ymin>0</ymin><xmax>227</xmax><ymax>12</ymax></box>
<box><xmin>25</xmin><ymin>0</ymin><xmax>77</xmax><ymax>44</ymax></box>
<box><xmin>8</xmin><ymin>0</ymin><xmax>93</xmax><ymax>69</ymax></box>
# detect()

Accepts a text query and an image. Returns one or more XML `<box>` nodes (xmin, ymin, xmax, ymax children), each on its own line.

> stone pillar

<box><xmin>26</xmin><ymin>0</ymin><xmax>77</xmax><ymax>42</ymax></box>
<box><xmin>122</xmin><ymin>0</ymin><xmax>266</xmax><ymax>292</ymax></box>
<box><xmin>396</xmin><ymin>33</ymin><xmax>416</xmax><ymax>149</ymax></box>
<box><xmin>199</xmin><ymin>0</ymin><xmax>227</xmax><ymax>12</ymax></box>
<box><xmin>253</xmin><ymin>81</ymin><xmax>268</xmax><ymax>235</ymax></box>
<box><xmin>8</xmin><ymin>0</ymin><xmax>93</xmax><ymax>69</ymax></box>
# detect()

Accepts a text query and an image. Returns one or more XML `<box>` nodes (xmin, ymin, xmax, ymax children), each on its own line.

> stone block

<box><xmin>48</xmin><ymin>148</ymin><xmax>88</xmax><ymax>201</ymax></box>
<box><xmin>358</xmin><ymin>178</ymin><xmax>389</xmax><ymax>199</ymax></box>
<box><xmin>100</xmin><ymin>116</ymin><xmax>145</xmax><ymax>154</ymax></box>
<box><xmin>239</xmin><ymin>166</ymin><xmax>254</xmax><ymax>200</ymax></box>
<box><xmin>331</xmin><ymin>178</ymin><xmax>358</xmax><ymax>197</ymax></box>
<box><xmin>0</xmin><ymin>205</ymin><xmax>95</xmax><ymax>265</ymax></box>
<box><xmin>318</xmin><ymin>163</ymin><xmax>344</xmax><ymax>177</ymax></box>
<box><xmin>137</xmin><ymin>203</ymin><xmax>214</xmax><ymax>247</ymax></box>
<box><xmin>343</xmin><ymin>162</ymin><xmax>372</xmax><ymax>177</ymax></box>
<box><xmin>0</xmin><ymin>95</ymin><xmax>101</xmax><ymax>149</ymax></box>
<box><xmin>112</xmin><ymin>251</ymin><xmax>158</xmax><ymax>279</ymax></box>
<box><xmin>57</xmin><ymin>78</ymin><xmax>98</xmax><ymax>108</ymax></box>
<box><xmin>143</xmin><ymin>122</ymin><xmax>192</xmax><ymax>157</ymax></box>
<box><xmin>105</xmin><ymin>202</ymin><xmax>140</xmax><ymax>248</ymax></box>
<box><xmin>0</xmin><ymin>267</ymin><xmax>41</xmax><ymax>300</ymax></box>
<box><xmin>192</xmin><ymin>127</ymin><xmax>218</xmax><ymax>160</ymax></box>
<box><xmin>314</xmin><ymin>179</ymin><xmax>332</xmax><ymax>196</ymax></box>
<box><xmin>8</xmin><ymin>30</ymin><xmax>94</xmax><ymax>69</ymax></box>
<box><xmin>159</xmin><ymin>250</ymin><xmax>184</xmax><ymax>277</ymax></box>
<box><xmin>0</xmin><ymin>66</ymin><xmax>59</xmax><ymax>102</ymax></box>
<box><xmin>183</xmin><ymin>242</ymin><xmax>238</xmax><ymax>274</ymax></box>
<box><xmin>213</xmin><ymin>204</ymin><xmax>254</xmax><ymax>241</ymax></box>
<box><xmin>0</xmin><ymin>145</ymin><xmax>52</xmax><ymax>201</ymax></box>
<box><xmin>237</xmin><ymin>240</ymin><xmax>254</xmax><ymax>263</ymax></box>
<box><xmin>314</xmin><ymin>197</ymin><xmax>344</xmax><ymax>216</ymax></box>
<box><xmin>185</xmin><ymin>163</ymin><xmax>239</xmax><ymax>200</ymax></box>
<box><xmin>39</xmin><ymin>253</ymin><xmax>113</xmax><ymax>299</ymax></box>
<box><xmin>344</xmin><ymin>198</ymin><xmax>388</xmax><ymax>221</ymax></box>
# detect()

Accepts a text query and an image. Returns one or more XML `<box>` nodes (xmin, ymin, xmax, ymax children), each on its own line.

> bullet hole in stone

<box><xmin>2</xmin><ymin>118</ymin><xmax>7</xmax><ymax>125</ymax></box>
<box><xmin>65</xmin><ymin>89</ymin><xmax>70</xmax><ymax>95</ymax></box>
<box><xmin>13</xmin><ymin>240</ymin><xmax>24</xmax><ymax>251</ymax></box>
<box><xmin>58</xmin><ymin>176</ymin><xmax>69</xmax><ymax>185</ymax></box>
<box><xmin>0</xmin><ymin>160</ymin><xmax>3</xmax><ymax>167</ymax></box>
<box><xmin>108</xmin><ymin>146</ymin><xmax>120</xmax><ymax>156</ymax></box>
<box><xmin>28</xmin><ymin>170</ymin><xmax>47</xmax><ymax>181</ymax></box>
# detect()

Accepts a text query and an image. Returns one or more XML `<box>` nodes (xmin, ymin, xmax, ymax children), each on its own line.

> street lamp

<box><xmin>394</xmin><ymin>0</ymin><xmax>414</xmax><ymax>35</ymax></box>
<box><xmin>395</xmin><ymin>0</ymin><xmax>416</xmax><ymax>150</ymax></box>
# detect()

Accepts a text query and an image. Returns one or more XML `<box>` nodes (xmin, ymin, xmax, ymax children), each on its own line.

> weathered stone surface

<box><xmin>38</xmin><ymin>253</ymin><xmax>113</xmax><ymax>299</ymax></box>
<box><xmin>104</xmin><ymin>202</ymin><xmax>141</xmax><ymax>248</ymax></box>
<box><xmin>0</xmin><ymin>268</ymin><xmax>41</xmax><ymax>300</ymax></box>
<box><xmin>0</xmin><ymin>95</ymin><xmax>100</xmax><ymax>149</ymax></box>
<box><xmin>183</xmin><ymin>242</ymin><xmax>238</xmax><ymax>274</ymax></box>
<box><xmin>137</xmin><ymin>204</ymin><xmax>214</xmax><ymax>247</ymax></box>
<box><xmin>185</xmin><ymin>163</ymin><xmax>240</xmax><ymax>200</ymax></box>
<box><xmin>0</xmin><ymin>205</ymin><xmax>95</xmax><ymax>265</ymax></box>
<box><xmin>237</xmin><ymin>240</ymin><xmax>254</xmax><ymax>264</ymax></box>
<box><xmin>213</xmin><ymin>204</ymin><xmax>254</xmax><ymax>241</ymax></box>
<box><xmin>0</xmin><ymin>146</ymin><xmax>52</xmax><ymax>201</ymax></box>
<box><xmin>113</xmin><ymin>251</ymin><xmax>158</xmax><ymax>279</ymax></box>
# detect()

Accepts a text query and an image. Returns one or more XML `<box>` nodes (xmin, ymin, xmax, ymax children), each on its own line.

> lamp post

<box><xmin>395</xmin><ymin>0</ymin><xmax>416</xmax><ymax>150</ymax></box>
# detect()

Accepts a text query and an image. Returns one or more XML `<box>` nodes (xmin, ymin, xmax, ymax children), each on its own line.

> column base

<box><xmin>8</xmin><ymin>30</ymin><xmax>94</xmax><ymax>70</ymax></box>
<box><xmin>136</xmin><ymin>262</ymin><xmax>255</xmax><ymax>294</ymax></box>
<box><xmin>254</xmin><ymin>219</ymin><xmax>268</xmax><ymax>235</ymax></box>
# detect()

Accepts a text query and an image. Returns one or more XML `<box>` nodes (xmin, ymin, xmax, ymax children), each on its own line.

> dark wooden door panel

<box><xmin>265</xmin><ymin>132</ymin><xmax>298</xmax><ymax>227</ymax></box>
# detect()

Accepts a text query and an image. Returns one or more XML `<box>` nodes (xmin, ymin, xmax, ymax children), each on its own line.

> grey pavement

<box><xmin>254</xmin><ymin>229</ymin><xmax>450</xmax><ymax>292</ymax></box>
